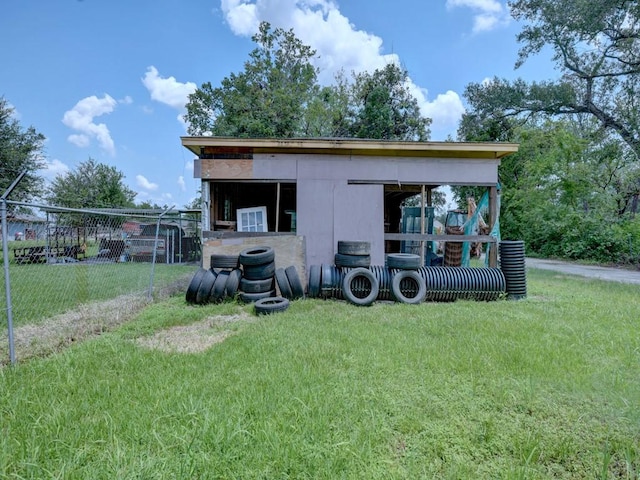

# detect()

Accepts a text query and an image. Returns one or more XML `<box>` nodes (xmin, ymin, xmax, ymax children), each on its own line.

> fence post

<box><xmin>2</xmin><ymin>171</ymin><xmax>26</xmax><ymax>365</ymax></box>
<box><xmin>148</xmin><ymin>205</ymin><xmax>174</xmax><ymax>300</ymax></box>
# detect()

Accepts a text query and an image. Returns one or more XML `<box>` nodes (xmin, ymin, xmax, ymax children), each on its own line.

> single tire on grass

<box><xmin>225</xmin><ymin>268</ymin><xmax>242</xmax><ymax>298</ymax></box>
<box><xmin>307</xmin><ymin>264</ymin><xmax>321</xmax><ymax>298</ymax></box>
<box><xmin>391</xmin><ymin>270</ymin><xmax>427</xmax><ymax>304</ymax></box>
<box><xmin>275</xmin><ymin>267</ymin><xmax>293</xmax><ymax>299</ymax></box>
<box><xmin>195</xmin><ymin>269</ymin><xmax>217</xmax><ymax>305</ymax></box>
<box><xmin>342</xmin><ymin>267</ymin><xmax>379</xmax><ymax>306</ymax></box>
<box><xmin>186</xmin><ymin>268</ymin><xmax>207</xmax><ymax>304</ymax></box>
<box><xmin>254</xmin><ymin>296</ymin><xmax>290</xmax><ymax>315</ymax></box>
<box><xmin>285</xmin><ymin>265</ymin><xmax>305</xmax><ymax>299</ymax></box>
<box><xmin>210</xmin><ymin>270</ymin><xmax>230</xmax><ymax>303</ymax></box>
<box><xmin>239</xmin><ymin>246</ymin><xmax>275</xmax><ymax>266</ymax></box>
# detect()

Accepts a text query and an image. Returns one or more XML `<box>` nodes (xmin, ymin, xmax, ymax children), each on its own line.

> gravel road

<box><xmin>526</xmin><ymin>258</ymin><xmax>640</xmax><ymax>285</ymax></box>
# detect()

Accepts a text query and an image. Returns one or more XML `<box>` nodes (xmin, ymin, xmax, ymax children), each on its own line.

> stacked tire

<box><xmin>386</xmin><ymin>253</ymin><xmax>427</xmax><ymax>304</ymax></box>
<box><xmin>334</xmin><ymin>241</ymin><xmax>371</xmax><ymax>268</ymax></box>
<box><xmin>185</xmin><ymin>254</ymin><xmax>242</xmax><ymax>305</ymax></box>
<box><xmin>239</xmin><ymin>246</ymin><xmax>276</xmax><ymax>303</ymax></box>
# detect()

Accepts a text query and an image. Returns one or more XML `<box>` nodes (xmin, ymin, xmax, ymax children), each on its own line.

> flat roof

<box><xmin>181</xmin><ymin>137</ymin><xmax>519</xmax><ymax>159</ymax></box>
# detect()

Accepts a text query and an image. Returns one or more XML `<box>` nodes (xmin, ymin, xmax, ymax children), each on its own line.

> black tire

<box><xmin>285</xmin><ymin>266</ymin><xmax>305</xmax><ymax>299</ymax></box>
<box><xmin>243</xmin><ymin>261</ymin><xmax>276</xmax><ymax>280</ymax></box>
<box><xmin>210</xmin><ymin>253</ymin><xmax>240</xmax><ymax>269</ymax></box>
<box><xmin>254</xmin><ymin>296</ymin><xmax>290</xmax><ymax>315</ymax></box>
<box><xmin>209</xmin><ymin>270</ymin><xmax>230</xmax><ymax>303</ymax></box>
<box><xmin>337</xmin><ymin>241</ymin><xmax>370</xmax><ymax>255</ymax></box>
<box><xmin>334</xmin><ymin>253</ymin><xmax>371</xmax><ymax>268</ymax></box>
<box><xmin>195</xmin><ymin>269</ymin><xmax>217</xmax><ymax>305</ymax></box>
<box><xmin>387</xmin><ymin>253</ymin><xmax>422</xmax><ymax>270</ymax></box>
<box><xmin>240</xmin><ymin>290</ymin><xmax>276</xmax><ymax>303</ymax></box>
<box><xmin>225</xmin><ymin>269</ymin><xmax>242</xmax><ymax>298</ymax></box>
<box><xmin>185</xmin><ymin>268</ymin><xmax>207</xmax><ymax>304</ymax></box>
<box><xmin>240</xmin><ymin>276</ymin><xmax>274</xmax><ymax>293</ymax></box>
<box><xmin>239</xmin><ymin>246</ymin><xmax>275</xmax><ymax>266</ymax></box>
<box><xmin>275</xmin><ymin>268</ymin><xmax>293</xmax><ymax>299</ymax></box>
<box><xmin>391</xmin><ymin>270</ymin><xmax>427</xmax><ymax>304</ymax></box>
<box><xmin>342</xmin><ymin>267</ymin><xmax>379</xmax><ymax>306</ymax></box>
<box><xmin>307</xmin><ymin>264</ymin><xmax>321</xmax><ymax>298</ymax></box>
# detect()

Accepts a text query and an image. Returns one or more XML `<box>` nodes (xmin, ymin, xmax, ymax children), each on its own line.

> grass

<box><xmin>1</xmin><ymin>269</ymin><xmax>640</xmax><ymax>478</ymax></box>
<box><xmin>1</xmin><ymin>261</ymin><xmax>196</xmax><ymax>326</ymax></box>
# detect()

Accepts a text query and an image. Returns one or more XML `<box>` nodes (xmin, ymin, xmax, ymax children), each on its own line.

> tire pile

<box><xmin>307</xmin><ymin>241</ymin><xmax>507</xmax><ymax>306</ymax></box>
<box><xmin>185</xmin><ymin>246</ymin><xmax>304</xmax><ymax>315</ymax></box>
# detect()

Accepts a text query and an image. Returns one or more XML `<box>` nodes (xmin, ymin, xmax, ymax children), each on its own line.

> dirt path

<box><xmin>526</xmin><ymin>258</ymin><xmax>640</xmax><ymax>285</ymax></box>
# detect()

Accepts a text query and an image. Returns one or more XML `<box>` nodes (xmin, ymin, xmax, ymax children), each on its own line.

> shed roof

<box><xmin>181</xmin><ymin>137</ymin><xmax>519</xmax><ymax>159</ymax></box>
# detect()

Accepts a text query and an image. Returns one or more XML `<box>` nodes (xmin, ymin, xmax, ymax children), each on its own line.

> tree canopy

<box><xmin>456</xmin><ymin>0</ymin><xmax>640</xmax><ymax>264</ymax></box>
<box><xmin>46</xmin><ymin>159</ymin><xmax>136</xmax><ymax>210</ymax></box>
<box><xmin>0</xmin><ymin>97</ymin><xmax>46</xmax><ymax>211</ymax></box>
<box><xmin>463</xmin><ymin>0</ymin><xmax>640</xmax><ymax>158</ymax></box>
<box><xmin>184</xmin><ymin>22</ymin><xmax>430</xmax><ymax>141</ymax></box>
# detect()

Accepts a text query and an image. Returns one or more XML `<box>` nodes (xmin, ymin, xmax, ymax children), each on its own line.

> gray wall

<box><xmin>202</xmin><ymin>152</ymin><xmax>500</xmax><ymax>268</ymax></box>
<box><xmin>297</xmin><ymin>179</ymin><xmax>384</xmax><ymax>266</ymax></box>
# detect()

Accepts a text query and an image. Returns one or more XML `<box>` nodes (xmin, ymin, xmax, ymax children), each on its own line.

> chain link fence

<box><xmin>1</xmin><ymin>200</ymin><xmax>201</xmax><ymax>365</ymax></box>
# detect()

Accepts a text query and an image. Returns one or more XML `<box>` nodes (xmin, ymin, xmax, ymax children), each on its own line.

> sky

<box><xmin>1</xmin><ymin>0</ymin><xmax>557</xmax><ymax>209</ymax></box>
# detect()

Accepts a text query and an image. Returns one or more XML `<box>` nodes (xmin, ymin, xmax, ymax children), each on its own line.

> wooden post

<box><xmin>275</xmin><ymin>182</ymin><xmax>281</xmax><ymax>233</ymax></box>
<box><xmin>420</xmin><ymin>185</ymin><xmax>425</xmax><ymax>266</ymax></box>
<box><xmin>488</xmin><ymin>185</ymin><xmax>498</xmax><ymax>267</ymax></box>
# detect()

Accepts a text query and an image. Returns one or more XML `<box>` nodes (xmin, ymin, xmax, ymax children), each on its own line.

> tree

<box><xmin>347</xmin><ymin>63</ymin><xmax>431</xmax><ymax>141</ymax></box>
<box><xmin>185</xmin><ymin>23</ymin><xmax>431</xmax><ymax>141</ymax></box>
<box><xmin>185</xmin><ymin>22</ymin><xmax>318</xmax><ymax>137</ymax></box>
<box><xmin>0</xmin><ymin>97</ymin><xmax>46</xmax><ymax>211</ymax></box>
<box><xmin>464</xmin><ymin>0</ymin><xmax>640</xmax><ymax>158</ymax></box>
<box><xmin>46</xmin><ymin>159</ymin><xmax>136</xmax><ymax>209</ymax></box>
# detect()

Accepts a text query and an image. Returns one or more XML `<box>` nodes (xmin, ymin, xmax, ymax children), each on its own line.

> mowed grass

<box><xmin>1</xmin><ymin>262</ymin><xmax>195</xmax><ymax>326</ymax></box>
<box><xmin>1</xmin><ymin>269</ymin><xmax>639</xmax><ymax>478</ymax></box>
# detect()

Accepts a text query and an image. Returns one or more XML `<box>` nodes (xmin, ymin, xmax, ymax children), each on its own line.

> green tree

<box><xmin>46</xmin><ymin>159</ymin><xmax>136</xmax><ymax>209</ymax></box>
<box><xmin>464</xmin><ymin>0</ymin><xmax>640</xmax><ymax>158</ymax></box>
<box><xmin>0</xmin><ymin>97</ymin><xmax>46</xmax><ymax>211</ymax></box>
<box><xmin>347</xmin><ymin>63</ymin><xmax>431</xmax><ymax>141</ymax></box>
<box><xmin>185</xmin><ymin>22</ymin><xmax>318</xmax><ymax>137</ymax></box>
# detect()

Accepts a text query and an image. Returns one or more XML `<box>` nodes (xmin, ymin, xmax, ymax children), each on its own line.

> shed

<box><xmin>181</xmin><ymin>137</ymin><xmax>518</xmax><ymax>271</ymax></box>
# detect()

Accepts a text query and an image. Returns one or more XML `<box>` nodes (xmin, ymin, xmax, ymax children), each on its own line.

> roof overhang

<box><xmin>181</xmin><ymin>137</ymin><xmax>519</xmax><ymax>160</ymax></box>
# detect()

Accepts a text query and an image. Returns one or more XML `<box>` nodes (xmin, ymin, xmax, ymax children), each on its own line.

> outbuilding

<box><xmin>181</xmin><ymin>137</ymin><xmax>518</xmax><ymax>274</ymax></box>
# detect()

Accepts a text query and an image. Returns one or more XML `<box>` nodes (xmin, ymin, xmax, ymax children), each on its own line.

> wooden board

<box><xmin>200</xmin><ymin>159</ymin><xmax>253</xmax><ymax>179</ymax></box>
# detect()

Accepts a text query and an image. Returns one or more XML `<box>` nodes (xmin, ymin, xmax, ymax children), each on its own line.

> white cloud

<box><xmin>40</xmin><ymin>159</ymin><xmax>70</xmax><ymax>181</ymax></box>
<box><xmin>446</xmin><ymin>0</ymin><xmax>510</xmax><ymax>33</ymax></box>
<box><xmin>177</xmin><ymin>175</ymin><xmax>186</xmax><ymax>192</ymax></box>
<box><xmin>120</xmin><ymin>96</ymin><xmax>133</xmax><ymax>105</ymax></box>
<box><xmin>142</xmin><ymin>66</ymin><xmax>197</xmax><ymax>125</ymax></box>
<box><xmin>219</xmin><ymin>0</ymin><xmax>465</xmax><ymax>138</ymax></box>
<box><xmin>136</xmin><ymin>174</ymin><xmax>159</xmax><ymax>191</ymax></box>
<box><xmin>220</xmin><ymin>0</ymin><xmax>398</xmax><ymax>83</ymax></box>
<box><xmin>406</xmin><ymin>82</ymin><xmax>465</xmax><ymax>140</ymax></box>
<box><xmin>62</xmin><ymin>94</ymin><xmax>117</xmax><ymax>155</ymax></box>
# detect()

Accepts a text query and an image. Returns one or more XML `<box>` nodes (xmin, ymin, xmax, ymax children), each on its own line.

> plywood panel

<box><xmin>200</xmin><ymin>159</ymin><xmax>253</xmax><ymax>179</ymax></box>
<box><xmin>333</xmin><ymin>183</ymin><xmax>385</xmax><ymax>265</ymax></box>
<box><xmin>296</xmin><ymin>178</ymin><xmax>335</xmax><ymax>266</ymax></box>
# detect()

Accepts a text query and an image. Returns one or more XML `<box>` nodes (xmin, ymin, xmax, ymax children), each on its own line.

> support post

<box><xmin>275</xmin><ymin>183</ymin><xmax>281</xmax><ymax>233</ymax></box>
<box><xmin>488</xmin><ymin>185</ymin><xmax>498</xmax><ymax>268</ymax></box>
<box><xmin>2</xmin><ymin>171</ymin><xmax>27</xmax><ymax>365</ymax></box>
<box><xmin>420</xmin><ymin>185</ymin><xmax>426</xmax><ymax>266</ymax></box>
<box><xmin>148</xmin><ymin>205</ymin><xmax>174</xmax><ymax>300</ymax></box>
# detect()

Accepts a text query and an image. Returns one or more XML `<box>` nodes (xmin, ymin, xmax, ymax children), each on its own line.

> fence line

<box><xmin>1</xmin><ymin>200</ymin><xmax>201</xmax><ymax>365</ymax></box>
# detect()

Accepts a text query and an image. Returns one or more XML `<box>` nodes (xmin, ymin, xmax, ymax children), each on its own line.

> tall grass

<box><xmin>1</xmin><ymin>269</ymin><xmax>639</xmax><ymax>478</ymax></box>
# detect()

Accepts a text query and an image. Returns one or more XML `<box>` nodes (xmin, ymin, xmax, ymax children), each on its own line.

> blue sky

<box><xmin>1</xmin><ymin>0</ymin><xmax>556</xmax><ymax>208</ymax></box>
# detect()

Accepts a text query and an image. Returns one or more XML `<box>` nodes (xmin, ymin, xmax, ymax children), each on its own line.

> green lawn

<box><xmin>1</xmin><ymin>269</ymin><xmax>639</xmax><ymax>478</ymax></box>
<box><xmin>1</xmin><ymin>261</ymin><xmax>195</xmax><ymax>326</ymax></box>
